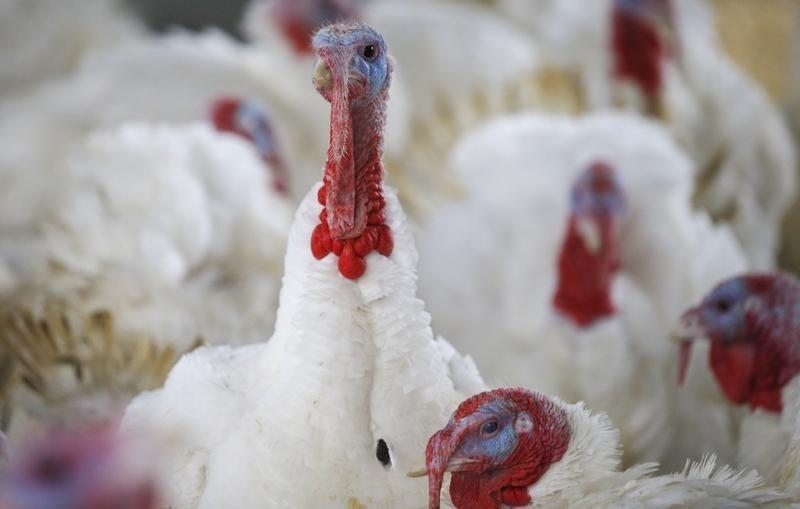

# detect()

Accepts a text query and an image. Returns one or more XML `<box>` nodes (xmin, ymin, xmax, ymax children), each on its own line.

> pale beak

<box><xmin>312</xmin><ymin>59</ymin><xmax>333</xmax><ymax>90</ymax></box>
<box><xmin>406</xmin><ymin>466</ymin><xmax>427</xmax><ymax>478</ymax></box>
<box><xmin>673</xmin><ymin>308</ymin><xmax>704</xmax><ymax>385</ymax></box>
<box><xmin>672</xmin><ymin>309</ymin><xmax>704</xmax><ymax>343</ymax></box>
<box><xmin>576</xmin><ymin>217</ymin><xmax>602</xmax><ymax>255</ymax></box>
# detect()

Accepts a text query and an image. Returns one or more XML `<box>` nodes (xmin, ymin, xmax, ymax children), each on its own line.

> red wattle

<box><xmin>338</xmin><ymin>244</ymin><xmax>366</xmax><ymax>280</ymax></box>
<box><xmin>498</xmin><ymin>487</ymin><xmax>532</xmax><ymax>507</ymax></box>
<box><xmin>709</xmin><ymin>342</ymin><xmax>756</xmax><ymax>406</ymax></box>
<box><xmin>312</xmin><ymin>182</ymin><xmax>393</xmax><ymax>279</ymax></box>
<box><xmin>376</xmin><ymin>225</ymin><xmax>393</xmax><ymax>256</ymax></box>
<box><xmin>311</xmin><ymin>224</ymin><xmax>332</xmax><ymax>260</ymax></box>
<box><xmin>611</xmin><ymin>8</ymin><xmax>666</xmax><ymax>100</ymax></box>
<box><xmin>552</xmin><ymin>218</ymin><xmax>618</xmax><ymax>327</ymax></box>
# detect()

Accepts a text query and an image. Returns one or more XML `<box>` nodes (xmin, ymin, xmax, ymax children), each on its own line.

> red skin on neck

<box><xmin>713</xmin><ymin>299</ymin><xmax>800</xmax><ymax>413</ymax></box>
<box><xmin>310</xmin><ymin>75</ymin><xmax>392</xmax><ymax>280</ymax></box>
<box><xmin>611</xmin><ymin>7</ymin><xmax>667</xmax><ymax>101</ymax></box>
<box><xmin>688</xmin><ymin>274</ymin><xmax>800</xmax><ymax>413</ymax></box>
<box><xmin>552</xmin><ymin>216</ymin><xmax>620</xmax><ymax>327</ymax></box>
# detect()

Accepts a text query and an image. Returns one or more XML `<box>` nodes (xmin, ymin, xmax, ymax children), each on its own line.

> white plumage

<box><xmin>730</xmin><ymin>375</ymin><xmax>800</xmax><ymax>492</ymax></box>
<box><xmin>487</xmin><ymin>0</ymin><xmax>797</xmax><ymax>269</ymax></box>
<box><xmin>0</xmin><ymin>0</ymin><xmax>142</xmax><ymax>97</ymax></box>
<box><xmin>123</xmin><ymin>183</ymin><xmax>485</xmax><ymax>508</ymax></box>
<box><xmin>0</xmin><ymin>122</ymin><xmax>292</xmax><ymax>445</ymax></box>
<box><xmin>530</xmin><ymin>398</ymin><xmax>796</xmax><ymax>508</ymax></box>
<box><xmin>417</xmin><ymin>112</ymin><xmax>748</xmax><ymax>469</ymax></box>
<box><xmin>0</xmin><ymin>28</ymin><xmax>327</xmax><ymax>201</ymax></box>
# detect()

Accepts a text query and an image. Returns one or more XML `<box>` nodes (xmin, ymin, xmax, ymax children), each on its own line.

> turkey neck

<box><xmin>611</xmin><ymin>5</ymin><xmax>668</xmax><ymax>115</ymax></box>
<box><xmin>323</xmin><ymin>84</ymin><xmax>387</xmax><ymax>241</ymax></box>
<box><xmin>552</xmin><ymin>216</ymin><xmax>620</xmax><ymax>327</ymax></box>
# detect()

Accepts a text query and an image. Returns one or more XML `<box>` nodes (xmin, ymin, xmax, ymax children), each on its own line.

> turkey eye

<box><xmin>481</xmin><ymin>421</ymin><xmax>499</xmax><ymax>435</ymax></box>
<box><xmin>715</xmin><ymin>299</ymin><xmax>731</xmax><ymax>313</ymax></box>
<box><xmin>35</xmin><ymin>455</ymin><xmax>71</xmax><ymax>483</ymax></box>
<box><xmin>363</xmin><ymin>44</ymin><xmax>377</xmax><ymax>60</ymax></box>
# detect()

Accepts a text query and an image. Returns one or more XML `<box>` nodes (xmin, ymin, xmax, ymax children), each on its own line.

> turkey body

<box><xmin>0</xmin><ymin>122</ymin><xmax>292</xmax><ymax>445</ymax></box>
<box><xmin>418</xmin><ymin>112</ymin><xmax>748</xmax><ymax>469</ymax></box>
<box><xmin>1</xmin><ymin>122</ymin><xmax>292</xmax><ymax>349</ymax></box>
<box><xmin>122</xmin><ymin>183</ymin><xmax>484</xmax><ymax>508</ymax></box>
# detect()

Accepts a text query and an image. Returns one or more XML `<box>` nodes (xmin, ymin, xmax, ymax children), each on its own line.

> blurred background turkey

<box><xmin>0</xmin><ymin>1</ymin><xmax>799</xmax><ymax>508</ymax></box>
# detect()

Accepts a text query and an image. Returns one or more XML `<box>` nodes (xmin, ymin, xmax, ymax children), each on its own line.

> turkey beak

<box><xmin>673</xmin><ymin>307</ymin><xmax>704</xmax><ymax>385</ymax></box>
<box><xmin>576</xmin><ymin>217</ymin><xmax>602</xmax><ymax>255</ymax></box>
<box><xmin>312</xmin><ymin>59</ymin><xmax>333</xmax><ymax>91</ymax></box>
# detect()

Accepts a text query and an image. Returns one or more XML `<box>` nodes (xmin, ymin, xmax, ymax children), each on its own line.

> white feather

<box><xmin>418</xmin><ymin>112</ymin><xmax>748</xmax><ymax>469</ymax></box>
<box><xmin>122</xmin><ymin>184</ymin><xmax>486</xmax><ymax>508</ymax></box>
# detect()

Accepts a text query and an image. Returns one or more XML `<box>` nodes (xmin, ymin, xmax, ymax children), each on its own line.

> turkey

<box><xmin>417</xmin><ymin>112</ymin><xmax>747</xmax><ymax>469</ymax></box>
<box><xmin>211</xmin><ymin>96</ymin><xmax>292</xmax><ymax>195</ymax></box>
<box><xmin>0</xmin><ymin>26</ymin><xmax>323</xmax><ymax>202</ymax></box>
<box><xmin>0</xmin><ymin>0</ymin><xmax>143</xmax><ymax>98</ymax></box>
<box><xmin>121</xmin><ymin>22</ymin><xmax>485</xmax><ymax>508</ymax></box>
<box><xmin>485</xmin><ymin>0</ymin><xmax>796</xmax><ymax>269</ymax></box>
<box><xmin>0</xmin><ymin>425</ymin><xmax>158</xmax><ymax>509</ymax></box>
<box><xmin>677</xmin><ymin>272</ymin><xmax>800</xmax><ymax>492</ymax></box>
<box><xmin>0</xmin><ymin>120</ymin><xmax>292</xmax><ymax>442</ymax></box>
<box><xmin>419</xmin><ymin>387</ymin><xmax>798</xmax><ymax>508</ymax></box>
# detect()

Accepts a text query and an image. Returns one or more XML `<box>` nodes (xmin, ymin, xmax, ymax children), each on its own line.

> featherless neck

<box><xmin>311</xmin><ymin>88</ymin><xmax>393</xmax><ymax>280</ymax></box>
<box><xmin>714</xmin><ymin>311</ymin><xmax>800</xmax><ymax>413</ymax></box>
<box><xmin>552</xmin><ymin>216</ymin><xmax>620</xmax><ymax>327</ymax></box>
<box><xmin>611</xmin><ymin>5</ymin><xmax>668</xmax><ymax>109</ymax></box>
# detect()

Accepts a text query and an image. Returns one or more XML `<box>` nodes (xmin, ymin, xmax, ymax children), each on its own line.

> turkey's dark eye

<box><xmin>715</xmin><ymin>299</ymin><xmax>731</xmax><ymax>313</ymax></box>
<box><xmin>363</xmin><ymin>45</ymin><xmax>377</xmax><ymax>60</ymax></box>
<box><xmin>35</xmin><ymin>455</ymin><xmax>72</xmax><ymax>483</ymax></box>
<box><xmin>481</xmin><ymin>421</ymin><xmax>499</xmax><ymax>436</ymax></box>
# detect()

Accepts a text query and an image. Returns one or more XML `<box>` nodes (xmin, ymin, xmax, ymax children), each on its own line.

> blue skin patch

<box><xmin>312</xmin><ymin>24</ymin><xmax>390</xmax><ymax>100</ymax></box>
<box><xmin>453</xmin><ymin>400</ymin><xmax>519</xmax><ymax>466</ymax></box>
<box><xmin>701</xmin><ymin>278</ymin><xmax>749</xmax><ymax>344</ymax></box>
<box><xmin>235</xmin><ymin>102</ymin><xmax>276</xmax><ymax>156</ymax></box>
<box><xmin>570</xmin><ymin>174</ymin><xmax>626</xmax><ymax>218</ymax></box>
<box><xmin>618</xmin><ymin>0</ymin><xmax>649</xmax><ymax>13</ymax></box>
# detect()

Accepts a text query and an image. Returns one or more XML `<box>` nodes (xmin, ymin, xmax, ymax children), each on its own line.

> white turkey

<box><xmin>121</xmin><ymin>22</ymin><xmax>485</xmax><ymax>508</ymax></box>
<box><xmin>0</xmin><ymin>26</ymin><xmax>323</xmax><ymax>201</ymax></box>
<box><xmin>419</xmin><ymin>387</ymin><xmax>798</xmax><ymax>508</ymax></box>
<box><xmin>0</xmin><ymin>121</ymin><xmax>292</xmax><ymax>444</ymax></box>
<box><xmin>417</xmin><ymin>112</ymin><xmax>748</xmax><ymax>469</ymax></box>
<box><xmin>0</xmin><ymin>0</ymin><xmax>143</xmax><ymax>98</ymax></box>
<box><xmin>676</xmin><ymin>271</ymin><xmax>800</xmax><ymax>493</ymax></box>
<box><xmin>483</xmin><ymin>0</ymin><xmax>797</xmax><ymax>269</ymax></box>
